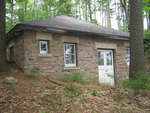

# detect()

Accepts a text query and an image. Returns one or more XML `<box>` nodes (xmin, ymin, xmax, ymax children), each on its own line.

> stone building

<box><xmin>6</xmin><ymin>15</ymin><xmax>130</xmax><ymax>85</ymax></box>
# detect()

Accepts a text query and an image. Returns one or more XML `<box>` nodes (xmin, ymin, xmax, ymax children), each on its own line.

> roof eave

<box><xmin>6</xmin><ymin>24</ymin><xmax>130</xmax><ymax>41</ymax></box>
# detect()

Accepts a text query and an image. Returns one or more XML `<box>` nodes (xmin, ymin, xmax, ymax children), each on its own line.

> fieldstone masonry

<box><xmin>7</xmin><ymin>30</ymin><xmax>130</xmax><ymax>80</ymax></box>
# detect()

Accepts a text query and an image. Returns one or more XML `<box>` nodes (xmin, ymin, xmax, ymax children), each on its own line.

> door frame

<box><xmin>97</xmin><ymin>48</ymin><xmax>116</xmax><ymax>85</ymax></box>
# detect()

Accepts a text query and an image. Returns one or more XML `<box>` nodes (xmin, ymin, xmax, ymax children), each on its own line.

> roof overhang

<box><xmin>6</xmin><ymin>24</ymin><xmax>130</xmax><ymax>42</ymax></box>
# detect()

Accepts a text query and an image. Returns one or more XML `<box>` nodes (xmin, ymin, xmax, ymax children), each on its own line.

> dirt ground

<box><xmin>0</xmin><ymin>67</ymin><xmax>150</xmax><ymax>113</ymax></box>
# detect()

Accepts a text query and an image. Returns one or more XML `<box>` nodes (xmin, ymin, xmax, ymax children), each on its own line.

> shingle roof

<box><xmin>7</xmin><ymin>15</ymin><xmax>130</xmax><ymax>40</ymax></box>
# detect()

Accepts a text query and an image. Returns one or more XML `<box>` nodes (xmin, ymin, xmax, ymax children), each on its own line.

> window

<box><xmin>39</xmin><ymin>40</ymin><xmax>49</xmax><ymax>54</ymax></box>
<box><xmin>64</xmin><ymin>43</ymin><xmax>76</xmax><ymax>67</ymax></box>
<box><xmin>126</xmin><ymin>48</ymin><xmax>130</xmax><ymax>65</ymax></box>
<box><xmin>98</xmin><ymin>51</ymin><xmax>104</xmax><ymax>65</ymax></box>
<box><xmin>106</xmin><ymin>51</ymin><xmax>113</xmax><ymax>65</ymax></box>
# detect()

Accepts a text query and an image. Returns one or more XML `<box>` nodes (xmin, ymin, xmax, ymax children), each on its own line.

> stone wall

<box><xmin>7</xmin><ymin>35</ymin><xmax>24</xmax><ymax>69</ymax></box>
<box><xmin>23</xmin><ymin>31</ymin><xmax>129</xmax><ymax>80</ymax></box>
<box><xmin>115</xmin><ymin>41</ymin><xmax>129</xmax><ymax>79</ymax></box>
<box><xmin>95</xmin><ymin>38</ymin><xmax>129</xmax><ymax>80</ymax></box>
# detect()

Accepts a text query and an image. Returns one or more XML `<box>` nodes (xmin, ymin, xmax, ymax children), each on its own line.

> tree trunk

<box><xmin>24</xmin><ymin>0</ymin><xmax>27</xmax><ymax>17</ymax></box>
<box><xmin>117</xmin><ymin>1</ymin><xmax>121</xmax><ymax>30</ymax></box>
<box><xmin>120</xmin><ymin>0</ymin><xmax>129</xmax><ymax>30</ymax></box>
<box><xmin>11</xmin><ymin>0</ymin><xmax>14</xmax><ymax>25</ymax></box>
<box><xmin>94</xmin><ymin>0</ymin><xmax>97</xmax><ymax>19</ymax></box>
<box><xmin>85</xmin><ymin>0</ymin><xmax>88</xmax><ymax>21</ymax></box>
<box><xmin>148</xmin><ymin>13</ymin><xmax>150</xmax><ymax>29</ymax></box>
<box><xmin>106</xmin><ymin>0</ymin><xmax>111</xmax><ymax>28</ymax></box>
<box><xmin>129</xmin><ymin>0</ymin><xmax>145</xmax><ymax>79</ymax></box>
<box><xmin>34</xmin><ymin>0</ymin><xmax>37</xmax><ymax>19</ymax></box>
<box><xmin>87</xmin><ymin>0</ymin><xmax>92</xmax><ymax>22</ymax></box>
<box><xmin>0</xmin><ymin>0</ymin><xmax>9</xmax><ymax>72</ymax></box>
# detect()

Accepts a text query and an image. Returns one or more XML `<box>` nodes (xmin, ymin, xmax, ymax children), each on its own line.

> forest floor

<box><xmin>0</xmin><ymin>67</ymin><xmax>150</xmax><ymax>113</ymax></box>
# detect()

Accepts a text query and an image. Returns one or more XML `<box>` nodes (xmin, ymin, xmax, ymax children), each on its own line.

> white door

<box><xmin>98</xmin><ymin>50</ymin><xmax>114</xmax><ymax>86</ymax></box>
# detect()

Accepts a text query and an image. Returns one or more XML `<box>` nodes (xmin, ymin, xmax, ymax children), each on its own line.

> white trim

<box><xmin>39</xmin><ymin>40</ymin><xmax>49</xmax><ymax>54</ymax></box>
<box><xmin>98</xmin><ymin>49</ymin><xmax>114</xmax><ymax>86</ymax></box>
<box><xmin>64</xmin><ymin>43</ymin><xmax>76</xmax><ymax>67</ymax></box>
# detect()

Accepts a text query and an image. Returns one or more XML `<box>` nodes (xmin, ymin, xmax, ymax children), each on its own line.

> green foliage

<box><xmin>5</xmin><ymin>0</ymin><xmax>140</xmax><ymax>33</ymax></box>
<box><xmin>80</xmin><ymin>95</ymin><xmax>87</xmax><ymax>103</ymax></box>
<box><xmin>64</xmin><ymin>84</ymin><xmax>83</xmax><ymax>98</ymax></box>
<box><xmin>114</xmin><ymin>91</ymin><xmax>125</xmax><ymax>102</ymax></box>
<box><xmin>91</xmin><ymin>89</ymin><xmax>99</xmax><ymax>96</ymax></box>
<box><xmin>111</xmin><ymin>105</ymin><xmax>121</xmax><ymax>112</ymax></box>
<box><xmin>39</xmin><ymin>101</ymin><xmax>44</xmax><ymax>105</ymax></box>
<box><xmin>139</xmin><ymin>104</ymin><xmax>150</xmax><ymax>109</ymax></box>
<box><xmin>63</xmin><ymin>72</ymin><xmax>88</xmax><ymax>84</ymax></box>
<box><xmin>45</xmin><ymin>84</ymin><xmax>56</xmax><ymax>90</ymax></box>
<box><xmin>144</xmin><ymin>30</ymin><xmax>150</xmax><ymax>38</ymax></box>
<box><xmin>91</xmin><ymin>19</ymin><xmax>98</xmax><ymax>25</ymax></box>
<box><xmin>121</xmin><ymin>108</ymin><xmax>132</xmax><ymax>113</ymax></box>
<box><xmin>123</xmin><ymin>72</ymin><xmax>150</xmax><ymax>95</ymax></box>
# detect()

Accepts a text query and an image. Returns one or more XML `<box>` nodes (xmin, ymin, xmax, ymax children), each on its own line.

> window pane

<box><xmin>65</xmin><ymin>44</ymin><xmax>71</xmax><ymax>55</ymax></box>
<box><xmin>64</xmin><ymin>43</ymin><xmax>76</xmax><ymax>66</ymax></box>
<box><xmin>71</xmin><ymin>55</ymin><xmax>75</xmax><ymax>64</ymax></box>
<box><xmin>70</xmin><ymin>45</ymin><xmax>75</xmax><ymax>54</ymax></box>
<box><xmin>65</xmin><ymin>54</ymin><xmax>70</xmax><ymax>64</ymax></box>
<box><xmin>106</xmin><ymin>51</ymin><xmax>112</xmax><ymax>65</ymax></box>
<box><xmin>126</xmin><ymin>48</ymin><xmax>130</xmax><ymax>65</ymax></box>
<box><xmin>39</xmin><ymin>41</ymin><xmax>48</xmax><ymax>54</ymax></box>
<box><xmin>98</xmin><ymin>51</ymin><xmax>104</xmax><ymax>65</ymax></box>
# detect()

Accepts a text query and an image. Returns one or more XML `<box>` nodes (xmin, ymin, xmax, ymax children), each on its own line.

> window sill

<box><xmin>64</xmin><ymin>67</ymin><xmax>80</xmax><ymax>70</ymax></box>
<box><xmin>38</xmin><ymin>53</ymin><xmax>52</xmax><ymax>57</ymax></box>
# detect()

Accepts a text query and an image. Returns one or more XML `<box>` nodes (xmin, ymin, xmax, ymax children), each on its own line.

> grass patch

<box><xmin>114</xmin><ymin>91</ymin><xmax>125</xmax><ymax>102</ymax></box>
<box><xmin>61</xmin><ymin>72</ymin><xmax>88</xmax><ymax>84</ymax></box>
<box><xmin>138</xmin><ymin>104</ymin><xmax>150</xmax><ymax>109</ymax></box>
<box><xmin>45</xmin><ymin>84</ymin><xmax>56</xmax><ymax>90</ymax></box>
<box><xmin>39</xmin><ymin>101</ymin><xmax>44</xmax><ymax>105</ymax></box>
<box><xmin>64</xmin><ymin>84</ymin><xmax>83</xmax><ymax>99</ymax></box>
<box><xmin>91</xmin><ymin>89</ymin><xmax>100</xmax><ymax>96</ymax></box>
<box><xmin>98</xmin><ymin>101</ymin><xmax>105</xmax><ymax>105</ymax></box>
<box><xmin>80</xmin><ymin>95</ymin><xmax>87</xmax><ymax>103</ymax></box>
<box><xmin>121</xmin><ymin>108</ymin><xmax>132</xmax><ymax>113</ymax></box>
<box><xmin>111</xmin><ymin>105</ymin><xmax>121</xmax><ymax>112</ymax></box>
<box><xmin>123</xmin><ymin>72</ymin><xmax>150</xmax><ymax>95</ymax></box>
<box><xmin>41</xmin><ymin>93</ymin><xmax>62</xmax><ymax>112</ymax></box>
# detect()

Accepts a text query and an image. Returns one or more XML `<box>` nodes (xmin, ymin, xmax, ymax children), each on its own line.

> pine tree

<box><xmin>129</xmin><ymin>0</ymin><xmax>145</xmax><ymax>78</ymax></box>
<box><xmin>0</xmin><ymin>0</ymin><xmax>9</xmax><ymax>72</ymax></box>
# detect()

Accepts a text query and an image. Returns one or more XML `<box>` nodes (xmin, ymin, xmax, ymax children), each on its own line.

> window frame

<box><xmin>126</xmin><ymin>48</ymin><xmax>130</xmax><ymax>66</ymax></box>
<box><xmin>64</xmin><ymin>43</ymin><xmax>77</xmax><ymax>67</ymax></box>
<box><xmin>39</xmin><ymin>40</ymin><xmax>49</xmax><ymax>54</ymax></box>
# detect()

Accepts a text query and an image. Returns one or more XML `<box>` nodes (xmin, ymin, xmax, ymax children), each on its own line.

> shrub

<box><xmin>123</xmin><ymin>72</ymin><xmax>150</xmax><ymax>95</ymax></box>
<box><xmin>63</xmin><ymin>72</ymin><xmax>88</xmax><ymax>84</ymax></box>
